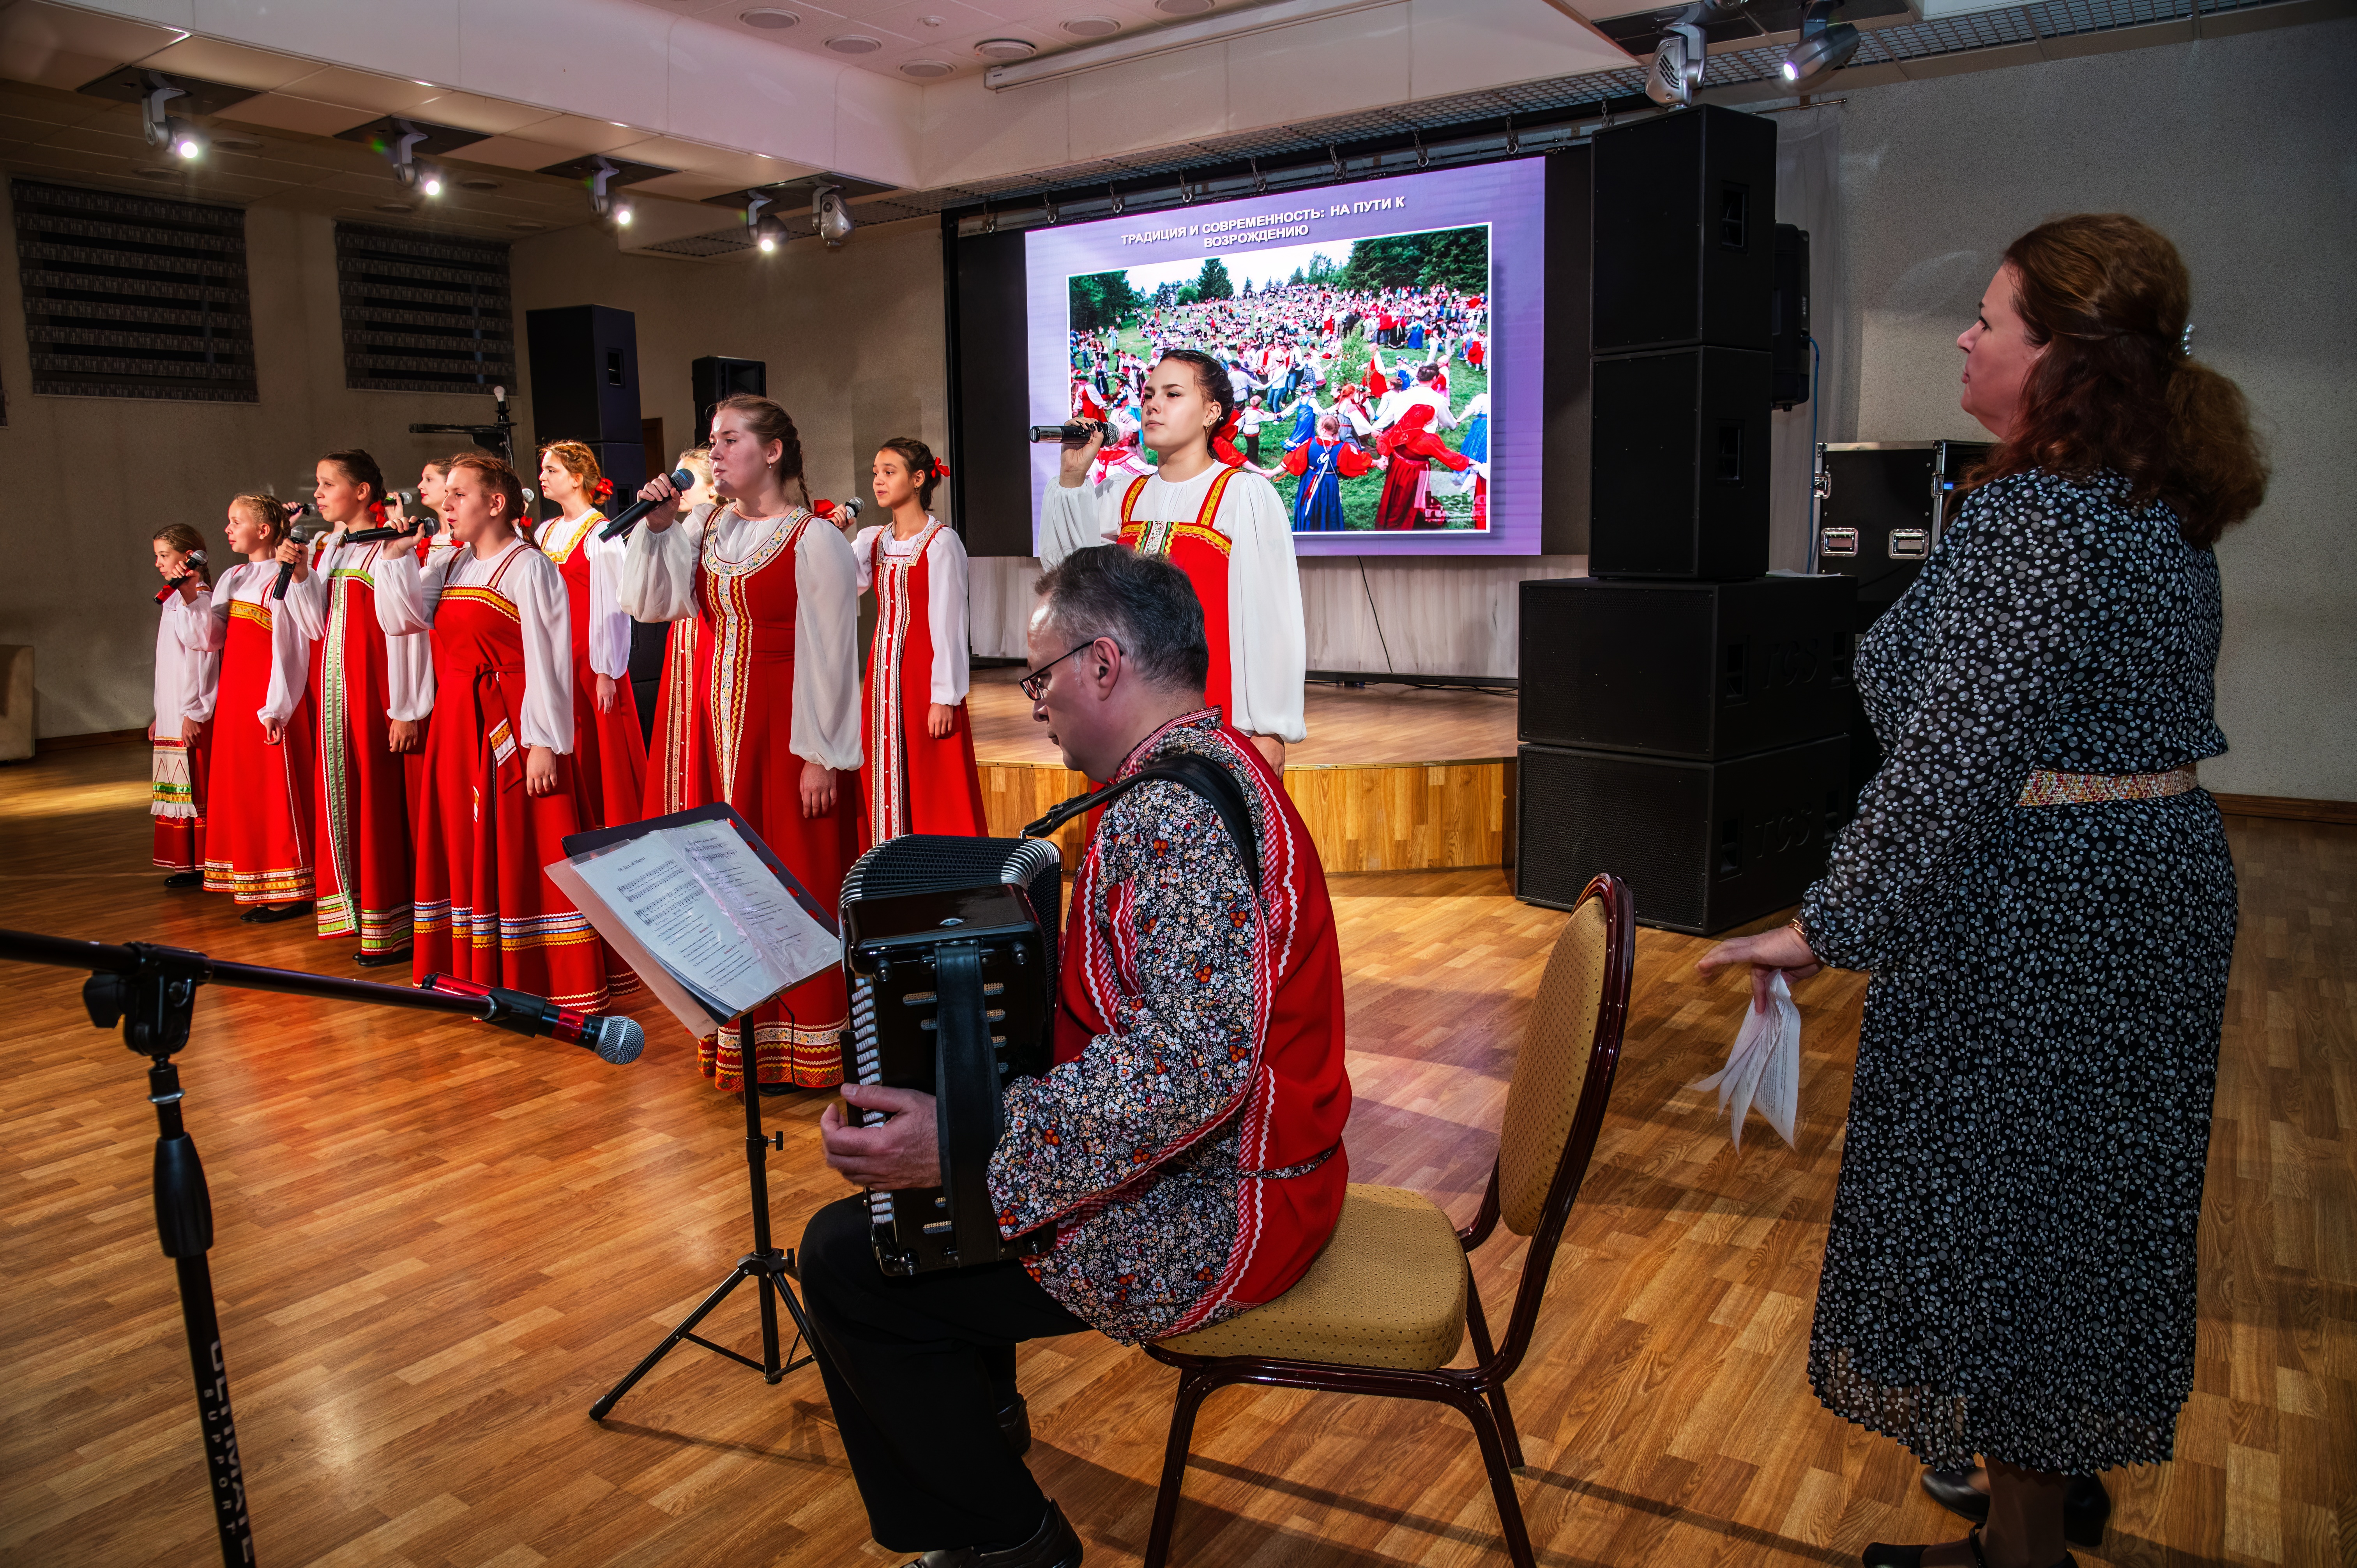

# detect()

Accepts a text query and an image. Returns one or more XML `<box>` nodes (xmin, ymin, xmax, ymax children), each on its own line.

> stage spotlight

<box><xmin>587</xmin><ymin>156</ymin><xmax>623</xmax><ymax>221</ymax></box>
<box><xmin>614</xmin><ymin>202</ymin><xmax>635</xmax><ymax>227</ymax></box>
<box><xmin>171</xmin><ymin>121</ymin><xmax>206</xmax><ymax>160</ymax></box>
<box><xmin>813</xmin><ymin>185</ymin><xmax>853</xmax><ymax>247</ymax></box>
<box><xmin>419</xmin><ymin>168</ymin><xmax>445</xmax><ymax>198</ymax></box>
<box><xmin>140</xmin><ymin>75</ymin><xmax>187</xmax><ymax>151</ymax></box>
<box><xmin>1781</xmin><ymin>0</ymin><xmax>1859</xmax><ymax>89</ymax></box>
<box><xmin>1645</xmin><ymin>5</ymin><xmax>1709</xmax><ymax>107</ymax></box>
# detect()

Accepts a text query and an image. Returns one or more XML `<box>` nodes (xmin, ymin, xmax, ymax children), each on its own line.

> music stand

<box><xmin>589</xmin><ymin>1013</ymin><xmax>819</xmax><ymax>1418</ymax></box>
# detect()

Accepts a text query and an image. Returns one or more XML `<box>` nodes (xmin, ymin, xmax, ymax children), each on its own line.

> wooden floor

<box><xmin>969</xmin><ymin>667</ymin><xmax>1519</xmax><ymax>768</ymax></box>
<box><xmin>2</xmin><ymin>745</ymin><xmax>2349</xmax><ymax>1568</ymax></box>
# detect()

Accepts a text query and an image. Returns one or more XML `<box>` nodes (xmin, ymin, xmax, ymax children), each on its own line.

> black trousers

<box><xmin>799</xmin><ymin>1197</ymin><xmax>1092</xmax><ymax>1551</ymax></box>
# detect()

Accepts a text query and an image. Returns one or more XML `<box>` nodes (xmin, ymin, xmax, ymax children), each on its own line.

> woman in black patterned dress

<box><xmin>1700</xmin><ymin>214</ymin><xmax>2269</xmax><ymax>1568</ymax></box>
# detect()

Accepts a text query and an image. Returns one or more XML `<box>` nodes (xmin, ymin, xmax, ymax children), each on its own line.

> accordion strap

<box><xmin>931</xmin><ymin>943</ymin><xmax>1003</xmax><ymax>1266</ymax></box>
<box><xmin>1023</xmin><ymin>754</ymin><xmax>1260</xmax><ymax>890</ymax></box>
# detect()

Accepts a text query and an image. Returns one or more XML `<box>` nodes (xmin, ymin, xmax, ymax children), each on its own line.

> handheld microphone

<box><xmin>154</xmin><ymin>549</ymin><xmax>207</xmax><ymax>604</ymax></box>
<box><xmin>1029</xmin><ymin>422</ymin><xmax>1109</xmax><ymax>443</ymax></box>
<box><xmin>270</xmin><ymin>509</ymin><xmax>323</xmax><ymax>602</ymax></box>
<box><xmin>597</xmin><ymin>468</ymin><xmax>699</xmax><ymax>541</ymax></box>
<box><xmin>419</xmin><ymin>973</ymin><xmax>645</xmax><ymax>1064</ymax></box>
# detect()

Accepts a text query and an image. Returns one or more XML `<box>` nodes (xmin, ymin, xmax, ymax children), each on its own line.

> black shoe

<box><xmin>1000</xmin><ymin>1395</ymin><xmax>1032</xmax><ymax>1457</ymax></box>
<box><xmin>354</xmin><ymin>946</ymin><xmax>413</xmax><ymax>969</ymax></box>
<box><xmin>163</xmin><ymin>871</ymin><xmax>202</xmax><ymax>888</ymax></box>
<box><xmin>907</xmin><ymin>1502</ymin><xmax>1081</xmax><ymax>1568</ymax></box>
<box><xmin>1864</xmin><ymin>1525</ymin><xmax>2075</xmax><ymax>1568</ymax></box>
<box><xmin>239</xmin><ymin>901</ymin><xmax>313</xmax><ymax>924</ymax></box>
<box><xmin>1922</xmin><ymin>1469</ymin><xmax>2112</xmax><ymax>1548</ymax></box>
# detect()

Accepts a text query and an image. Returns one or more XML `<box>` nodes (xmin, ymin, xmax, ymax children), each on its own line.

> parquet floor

<box><xmin>2</xmin><ymin>744</ymin><xmax>2348</xmax><ymax>1568</ymax></box>
<box><xmin>968</xmin><ymin>668</ymin><xmax>1519</xmax><ymax>768</ymax></box>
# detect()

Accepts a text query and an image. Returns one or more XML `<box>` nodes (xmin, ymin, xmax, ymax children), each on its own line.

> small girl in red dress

<box><xmin>850</xmin><ymin>437</ymin><xmax>987</xmax><ymax>845</ymax></box>
<box><xmin>535</xmin><ymin>440</ymin><xmax>646</xmax><ymax>830</ymax></box>
<box><xmin>199</xmin><ymin>494</ymin><xmax>317</xmax><ymax>922</ymax></box>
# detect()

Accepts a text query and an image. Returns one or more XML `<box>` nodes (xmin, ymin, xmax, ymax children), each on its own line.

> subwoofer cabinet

<box><xmin>1590</xmin><ymin>346</ymin><xmax>1771</xmax><ymax>580</ymax></box>
<box><xmin>1516</xmin><ymin>735</ymin><xmax>1851</xmax><ymax>935</ymax></box>
<box><xmin>525</xmin><ymin>305</ymin><xmax>642</xmax><ymax>446</ymax></box>
<box><xmin>1518</xmin><ymin>575</ymin><xmax>1856</xmax><ymax>761</ymax></box>
<box><xmin>1591</xmin><ymin>104</ymin><xmax>1777</xmax><ymax>355</ymax></box>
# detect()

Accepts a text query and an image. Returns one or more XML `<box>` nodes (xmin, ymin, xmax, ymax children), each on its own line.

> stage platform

<box><xmin>970</xmin><ymin>667</ymin><xmax>1519</xmax><ymax>872</ymax></box>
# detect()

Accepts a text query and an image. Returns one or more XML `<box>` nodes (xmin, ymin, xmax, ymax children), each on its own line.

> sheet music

<box><xmin>570</xmin><ymin>836</ymin><xmax>781</xmax><ymax>1018</ymax></box>
<box><xmin>669</xmin><ymin>817</ymin><xmax>835</xmax><ymax>984</ymax></box>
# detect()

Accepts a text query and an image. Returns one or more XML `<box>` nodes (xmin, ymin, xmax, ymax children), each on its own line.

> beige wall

<box><xmin>0</xmin><ymin>193</ymin><xmax>524</xmax><ymax>738</ymax></box>
<box><xmin>1825</xmin><ymin>18</ymin><xmax>2357</xmax><ymax>802</ymax></box>
<box><xmin>505</xmin><ymin>217</ymin><xmax>949</xmax><ymax>520</ymax></box>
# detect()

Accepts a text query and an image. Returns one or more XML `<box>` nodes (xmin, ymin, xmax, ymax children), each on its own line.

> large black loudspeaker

<box><xmin>1771</xmin><ymin>224</ymin><xmax>1811</xmax><ymax>410</ymax></box>
<box><xmin>525</xmin><ymin>305</ymin><xmax>641</xmax><ymax>444</ymax></box>
<box><xmin>1518</xmin><ymin>577</ymin><xmax>1855</xmax><ymax>760</ymax></box>
<box><xmin>692</xmin><ymin>355</ymin><xmax>767</xmax><ymax>445</ymax></box>
<box><xmin>1590</xmin><ymin>346</ymin><xmax>1770</xmax><ymax>580</ymax></box>
<box><xmin>1517</xmin><ymin>736</ymin><xmax>1850</xmax><ymax>934</ymax></box>
<box><xmin>1591</xmin><ymin>106</ymin><xmax>1776</xmax><ymax>355</ymax></box>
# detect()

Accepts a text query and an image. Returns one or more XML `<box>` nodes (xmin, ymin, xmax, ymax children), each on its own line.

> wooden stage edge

<box><xmin>982</xmin><ymin>756</ymin><xmax>1516</xmax><ymax>874</ymax></box>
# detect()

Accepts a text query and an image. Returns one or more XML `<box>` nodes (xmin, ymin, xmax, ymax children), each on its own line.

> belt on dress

<box><xmin>2017</xmin><ymin>766</ymin><xmax>2199</xmax><ymax>806</ymax></box>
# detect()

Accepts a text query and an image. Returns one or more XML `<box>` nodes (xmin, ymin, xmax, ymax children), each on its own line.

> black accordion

<box><xmin>839</xmin><ymin>834</ymin><xmax>1063</xmax><ymax>1275</ymax></box>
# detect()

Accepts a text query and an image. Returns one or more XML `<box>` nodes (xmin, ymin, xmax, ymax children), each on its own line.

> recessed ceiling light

<box><xmin>826</xmin><ymin>33</ymin><xmax>883</xmax><ymax>52</ymax></box>
<box><xmin>1155</xmin><ymin>0</ymin><xmax>1214</xmax><ymax>12</ymax></box>
<box><xmin>975</xmin><ymin>37</ymin><xmax>1037</xmax><ymax>58</ymax></box>
<box><xmin>509</xmin><ymin>220</ymin><xmax>546</xmax><ymax>231</ymax></box>
<box><xmin>901</xmin><ymin>59</ymin><xmax>954</xmax><ymax>76</ymax></box>
<box><xmin>212</xmin><ymin>135</ymin><xmax>263</xmax><ymax>152</ymax></box>
<box><xmin>919</xmin><ymin>14</ymin><xmax>945</xmax><ymax>25</ymax></box>
<box><xmin>134</xmin><ymin>166</ymin><xmax>176</xmax><ymax>180</ymax></box>
<box><xmin>740</xmin><ymin>7</ymin><xmax>799</xmax><ymax>27</ymax></box>
<box><xmin>1063</xmin><ymin>15</ymin><xmax>1121</xmax><ymax>35</ymax></box>
<box><xmin>375</xmin><ymin>201</ymin><xmax>415</xmax><ymax>213</ymax></box>
<box><xmin>458</xmin><ymin>176</ymin><xmax>502</xmax><ymax>191</ymax></box>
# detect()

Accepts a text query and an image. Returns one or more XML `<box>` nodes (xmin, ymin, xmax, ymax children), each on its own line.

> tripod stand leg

<box><xmin>590</xmin><ymin>1263</ymin><xmax>759</xmax><ymax>1420</ymax></box>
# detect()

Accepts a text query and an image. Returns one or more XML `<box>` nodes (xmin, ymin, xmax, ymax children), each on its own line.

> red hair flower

<box><xmin>592</xmin><ymin>477</ymin><xmax>614</xmax><ymax>501</ymax></box>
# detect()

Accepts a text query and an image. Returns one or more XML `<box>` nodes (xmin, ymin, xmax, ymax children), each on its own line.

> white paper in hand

<box><xmin>1690</xmin><ymin>972</ymin><xmax>1801</xmax><ymax>1150</ymax></box>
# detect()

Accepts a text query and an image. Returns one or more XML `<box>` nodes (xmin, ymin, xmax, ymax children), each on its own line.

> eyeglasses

<box><xmin>1020</xmin><ymin>638</ymin><xmax>1110</xmax><ymax>701</ymax></box>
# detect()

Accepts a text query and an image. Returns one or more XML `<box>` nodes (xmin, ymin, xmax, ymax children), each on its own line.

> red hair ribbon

<box><xmin>368</xmin><ymin>500</ymin><xmax>388</xmax><ymax>524</ymax></box>
<box><xmin>933</xmin><ymin>460</ymin><xmax>951</xmax><ymax>479</ymax></box>
<box><xmin>811</xmin><ymin>498</ymin><xmax>839</xmax><ymax>519</ymax></box>
<box><xmin>593</xmin><ymin>477</ymin><xmax>614</xmax><ymax>502</ymax></box>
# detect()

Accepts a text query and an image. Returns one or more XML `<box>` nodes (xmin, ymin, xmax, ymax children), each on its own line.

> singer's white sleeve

<box><xmin>850</xmin><ymin>525</ymin><xmax>883</xmax><ymax>592</ymax></box>
<box><xmin>509</xmin><ymin>548</ymin><xmax>576</xmax><ymax>754</ymax></box>
<box><xmin>194</xmin><ymin>569</ymin><xmax>233</xmax><ymax>653</ymax></box>
<box><xmin>168</xmin><ymin>596</ymin><xmax>222</xmax><ymax>723</ymax></box>
<box><xmin>260</xmin><ymin>574</ymin><xmax>314</xmax><ymax>728</ymax></box>
<box><xmin>619</xmin><ymin>516</ymin><xmax>700</xmax><ymax>623</ymax></box>
<box><xmin>584</xmin><ymin>527</ymin><xmax>634</xmax><ymax>680</ymax></box>
<box><xmin>1038</xmin><ymin>477</ymin><xmax>1121</xmax><ymax>568</ymax></box>
<box><xmin>928</xmin><ymin>526</ymin><xmax>971</xmax><ymax>706</ymax></box>
<box><xmin>279</xmin><ymin>533</ymin><xmax>335</xmax><ymax>641</ymax></box>
<box><xmin>1219</xmin><ymin>473</ymin><xmax>1307</xmax><ymax>744</ymax></box>
<box><xmin>790</xmin><ymin>520</ymin><xmax>863</xmax><ymax>771</ymax></box>
<box><xmin>381</xmin><ymin>552</ymin><xmax>435</xmax><ymax>724</ymax></box>
<box><xmin>371</xmin><ymin>546</ymin><xmax>436</xmax><ymax>637</ymax></box>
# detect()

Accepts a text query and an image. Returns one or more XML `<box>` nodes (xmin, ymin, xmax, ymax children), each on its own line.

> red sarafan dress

<box><xmin>852</xmin><ymin>517</ymin><xmax>987</xmax><ymax>845</ymax></box>
<box><xmin>620</xmin><ymin>503</ymin><xmax>863</xmax><ymax>1091</ymax></box>
<box><xmin>285</xmin><ymin>534</ymin><xmax>425</xmax><ymax>955</ymax></box>
<box><xmin>150</xmin><ymin>587</ymin><xmax>219</xmax><ymax>871</ymax></box>
<box><xmin>538</xmin><ymin>509</ymin><xmax>645</xmax><ymax>829</ymax></box>
<box><xmin>641</xmin><ymin>503</ymin><xmax>713</xmax><ymax>821</ymax></box>
<box><xmin>375</xmin><ymin>539</ymin><xmax>619</xmax><ymax>1011</ymax></box>
<box><xmin>197</xmin><ymin>562</ymin><xmax>317</xmax><ymax>904</ymax></box>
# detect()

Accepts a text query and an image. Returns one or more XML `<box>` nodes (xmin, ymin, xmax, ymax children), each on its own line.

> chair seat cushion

<box><xmin>1154</xmin><ymin>1184</ymin><xmax>1468</xmax><ymax>1371</ymax></box>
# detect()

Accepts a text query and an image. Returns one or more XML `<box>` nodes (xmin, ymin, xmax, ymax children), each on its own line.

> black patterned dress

<box><xmin>1797</xmin><ymin>468</ymin><xmax>2239</xmax><ymax>1473</ymax></box>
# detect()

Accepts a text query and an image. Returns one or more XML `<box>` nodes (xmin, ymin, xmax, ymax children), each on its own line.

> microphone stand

<box><xmin>0</xmin><ymin>928</ymin><xmax>620</xmax><ymax>1568</ymax></box>
<box><xmin>590</xmin><ymin>1003</ymin><xmax>817</xmax><ymax>1420</ymax></box>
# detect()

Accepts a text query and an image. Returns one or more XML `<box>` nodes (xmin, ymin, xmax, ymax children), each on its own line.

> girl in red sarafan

<box><xmin>148</xmin><ymin>523</ymin><xmax>219</xmax><ymax>886</ymax></box>
<box><xmin>277</xmin><ymin>449</ymin><xmax>429</xmax><ymax>966</ymax></box>
<box><xmin>1373</xmin><ymin>403</ymin><xmax>1472</xmax><ymax>531</ymax></box>
<box><xmin>619</xmin><ymin>396</ymin><xmax>863</xmax><ymax>1093</ymax></box>
<box><xmin>373</xmin><ymin>454</ymin><xmax>619</xmax><ymax>1012</ymax></box>
<box><xmin>851</xmin><ymin>436</ymin><xmax>987</xmax><ymax>846</ymax></box>
<box><xmin>535</xmin><ymin>440</ymin><xmax>647</xmax><ymax>831</ymax></box>
<box><xmin>198</xmin><ymin>494</ymin><xmax>317</xmax><ymax>923</ymax></box>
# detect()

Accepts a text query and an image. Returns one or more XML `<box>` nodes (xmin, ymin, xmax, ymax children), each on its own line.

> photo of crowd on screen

<box><xmin>1066</xmin><ymin>222</ymin><xmax>1493</xmax><ymax>534</ymax></box>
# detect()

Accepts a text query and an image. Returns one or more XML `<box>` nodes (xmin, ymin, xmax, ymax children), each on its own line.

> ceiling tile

<box><xmin>629</xmin><ymin>169</ymin><xmax>750</xmax><ymax>199</ymax></box>
<box><xmin>0</xmin><ymin>44</ymin><xmax>118</xmax><ymax>93</ymax></box>
<box><xmin>0</xmin><ymin>2</ymin><xmax>189</xmax><ymax>90</ymax></box>
<box><xmin>604</xmin><ymin>133</ymin><xmax>745</xmax><ymax>173</ymax></box>
<box><xmin>131</xmin><ymin>36</ymin><xmax>317</xmax><ymax>91</ymax></box>
<box><xmin>215</xmin><ymin>93</ymin><xmax>380</xmax><ymax>136</ymax></box>
<box><xmin>505</xmin><ymin>113</ymin><xmax>651</xmax><ymax>156</ymax></box>
<box><xmin>406</xmin><ymin>91</ymin><xmax>567</xmax><ymax>137</ymax></box>
<box><xmin>270</xmin><ymin>66</ymin><xmax>443</xmax><ymax>115</ymax></box>
<box><xmin>436</xmin><ymin>132</ymin><xmax>575</xmax><ymax>171</ymax></box>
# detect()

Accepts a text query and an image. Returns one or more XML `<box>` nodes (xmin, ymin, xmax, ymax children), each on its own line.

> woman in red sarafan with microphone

<box><xmin>148</xmin><ymin>523</ymin><xmax>219</xmax><ymax>887</ymax></box>
<box><xmin>850</xmin><ymin>436</ymin><xmax>987</xmax><ymax>846</ymax></box>
<box><xmin>373</xmin><ymin>453</ymin><xmax>618</xmax><ymax>1012</ymax></box>
<box><xmin>275</xmin><ymin>449</ymin><xmax>428</xmax><ymax>966</ymax></box>
<box><xmin>195</xmin><ymin>494</ymin><xmax>317</xmax><ymax>923</ymax></box>
<box><xmin>535</xmin><ymin>440</ymin><xmax>647</xmax><ymax>831</ymax></box>
<box><xmin>618</xmin><ymin>396</ymin><xmax>862</xmax><ymax>1094</ymax></box>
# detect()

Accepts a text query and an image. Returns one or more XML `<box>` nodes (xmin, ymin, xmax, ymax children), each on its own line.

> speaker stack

<box><xmin>1518</xmin><ymin>105</ymin><xmax>1857</xmax><ymax>935</ymax></box>
<box><xmin>525</xmin><ymin>304</ymin><xmax>651</xmax><ymax>499</ymax></box>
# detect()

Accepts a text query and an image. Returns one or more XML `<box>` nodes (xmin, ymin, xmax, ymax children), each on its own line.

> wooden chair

<box><xmin>1142</xmin><ymin>872</ymin><xmax>1635</xmax><ymax>1568</ymax></box>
